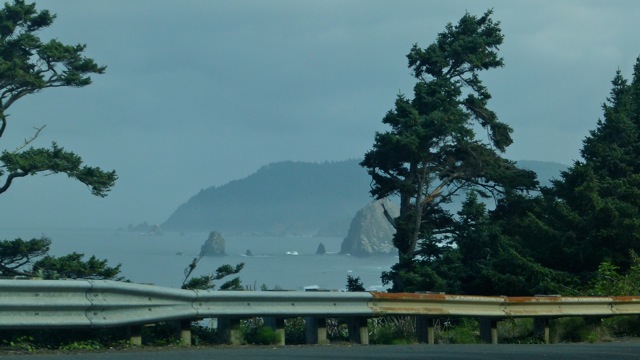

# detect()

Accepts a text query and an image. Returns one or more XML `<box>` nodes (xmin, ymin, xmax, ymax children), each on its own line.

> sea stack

<box><xmin>340</xmin><ymin>198</ymin><xmax>398</xmax><ymax>257</ymax></box>
<box><xmin>200</xmin><ymin>231</ymin><xmax>226</xmax><ymax>256</ymax></box>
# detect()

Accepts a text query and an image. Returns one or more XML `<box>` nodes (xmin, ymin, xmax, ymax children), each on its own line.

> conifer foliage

<box><xmin>538</xmin><ymin>59</ymin><xmax>640</xmax><ymax>275</ymax></box>
<box><xmin>0</xmin><ymin>1</ymin><xmax>118</xmax><ymax>280</ymax></box>
<box><xmin>361</xmin><ymin>10</ymin><xmax>537</xmax><ymax>292</ymax></box>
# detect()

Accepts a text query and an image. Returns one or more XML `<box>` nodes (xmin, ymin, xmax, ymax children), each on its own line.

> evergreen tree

<box><xmin>361</xmin><ymin>10</ymin><xmax>536</xmax><ymax>292</ymax></box>
<box><xmin>0</xmin><ymin>0</ymin><xmax>116</xmax><ymax>196</ymax></box>
<box><xmin>540</xmin><ymin>58</ymin><xmax>640</xmax><ymax>275</ymax></box>
<box><xmin>499</xmin><ymin>57</ymin><xmax>640</xmax><ymax>287</ymax></box>
<box><xmin>0</xmin><ymin>1</ymin><xmax>118</xmax><ymax>280</ymax></box>
<box><xmin>412</xmin><ymin>192</ymin><xmax>574</xmax><ymax>296</ymax></box>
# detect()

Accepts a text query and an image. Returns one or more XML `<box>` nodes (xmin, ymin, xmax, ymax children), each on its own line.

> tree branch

<box><xmin>380</xmin><ymin>202</ymin><xmax>396</xmax><ymax>228</ymax></box>
<box><xmin>0</xmin><ymin>170</ymin><xmax>28</xmax><ymax>195</ymax></box>
<box><xmin>12</xmin><ymin>125</ymin><xmax>46</xmax><ymax>153</ymax></box>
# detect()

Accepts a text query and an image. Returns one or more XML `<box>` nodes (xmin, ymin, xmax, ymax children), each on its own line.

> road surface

<box><xmin>3</xmin><ymin>343</ymin><xmax>640</xmax><ymax>359</ymax></box>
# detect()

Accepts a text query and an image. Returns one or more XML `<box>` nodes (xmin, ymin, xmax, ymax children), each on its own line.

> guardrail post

<box><xmin>305</xmin><ymin>317</ymin><xmax>328</xmax><ymax>344</ymax></box>
<box><xmin>534</xmin><ymin>317</ymin><xmax>551</xmax><ymax>344</ymax></box>
<box><xmin>179</xmin><ymin>320</ymin><xmax>192</xmax><ymax>346</ymax></box>
<box><xmin>479</xmin><ymin>318</ymin><xmax>499</xmax><ymax>344</ymax></box>
<box><xmin>218</xmin><ymin>318</ymin><xmax>243</xmax><ymax>345</ymax></box>
<box><xmin>416</xmin><ymin>316</ymin><xmax>435</xmax><ymax>344</ymax></box>
<box><xmin>128</xmin><ymin>325</ymin><xmax>143</xmax><ymax>346</ymax></box>
<box><xmin>586</xmin><ymin>316</ymin><xmax>603</xmax><ymax>341</ymax></box>
<box><xmin>348</xmin><ymin>317</ymin><xmax>369</xmax><ymax>345</ymax></box>
<box><xmin>264</xmin><ymin>317</ymin><xmax>286</xmax><ymax>346</ymax></box>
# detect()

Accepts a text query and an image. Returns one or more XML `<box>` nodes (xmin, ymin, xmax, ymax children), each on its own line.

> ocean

<box><xmin>2</xmin><ymin>228</ymin><xmax>397</xmax><ymax>291</ymax></box>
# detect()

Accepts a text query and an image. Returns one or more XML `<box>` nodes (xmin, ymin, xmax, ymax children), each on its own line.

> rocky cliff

<box><xmin>200</xmin><ymin>231</ymin><xmax>226</xmax><ymax>256</ymax></box>
<box><xmin>340</xmin><ymin>198</ymin><xmax>399</xmax><ymax>257</ymax></box>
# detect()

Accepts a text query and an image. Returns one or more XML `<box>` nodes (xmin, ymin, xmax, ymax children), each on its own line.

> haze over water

<box><xmin>4</xmin><ymin>228</ymin><xmax>395</xmax><ymax>291</ymax></box>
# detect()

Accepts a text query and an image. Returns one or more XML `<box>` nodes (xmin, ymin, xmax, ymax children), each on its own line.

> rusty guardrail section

<box><xmin>2</xmin><ymin>279</ymin><xmax>640</xmax><ymax>330</ymax></box>
<box><xmin>368</xmin><ymin>292</ymin><xmax>640</xmax><ymax>318</ymax></box>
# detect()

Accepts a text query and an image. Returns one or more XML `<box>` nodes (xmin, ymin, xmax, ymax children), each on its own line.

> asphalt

<box><xmin>3</xmin><ymin>342</ymin><xmax>640</xmax><ymax>360</ymax></box>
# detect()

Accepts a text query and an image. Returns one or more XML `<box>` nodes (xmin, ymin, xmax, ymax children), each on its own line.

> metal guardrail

<box><xmin>2</xmin><ymin>279</ymin><xmax>640</xmax><ymax>345</ymax></box>
<box><xmin>368</xmin><ymin>292</ymin><xmax>640</xmax><ymax>317</ymax></box>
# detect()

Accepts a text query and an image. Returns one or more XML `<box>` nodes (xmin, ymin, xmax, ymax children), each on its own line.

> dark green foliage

<box><xmin>365</xmin><ymin>10</ymin><xmax>640</xmax><ymax>296</ymax></box>
<box><xmin>0</xmin><ymin>1</ymin><xmax>119</xmax><ymax>282</ymax></box>
<box><xmin>0</xmin><ymin>236</ymin><xmax>49</xmax><ymax>276</ymax></box>
<box><xmin>181</xmin><ymin>256</ymin><xmax>244</xmax><ymax>290</ymax></box>
<box><xmin>602</xmin><ymin>316</ymin><xmax>640</xmax><ymax>338</ymax></box>
<box><xmin>0</xmin><ymin>236</ymin><xmax>121</xmax><ymax>280</ymax></box>
<box><xmin>240</xmin><ymin>318</ymin><xmax>282</xmax><ymax>345</ymax></box>
<box><xmin>141</xmin><ymin>323</ymin><xmax>182</xmax><ymax>347</ymax></box>
<box><xmin>0</xmin><ymin>0</ymin><xmax>116</xmax><ymax>197</ymax></box>
<box><xmin>587</xmin><ymin>250</ymin><xmax>640</xmax><ymax>296</ymax></box>
<box><xmin>509</xmin><ymin>58</ymin><xmax>640</xmax><ymax>284</ymax></box>
<box><xmin>346</xmin><ymin>274</ymin><xmax>365</xmax><ymax>292</ymax></box>
<box><xmin>363</xmin><ymin>10</ymin><xmax>537</xmax><ymax>292</ymax></box>
<box><xmin>497</xmin><ymin>318</ymin><xmax>545</xmax><ymax>344</ymax></box>
<box><xmin>1</xmin><ymin>142</ymin><xmax>116</xmax><ymax>197</ymax></box>
<box><xmin>245</xmin><ymin>326</ymin><xmax>281</xmax><ymax>345</ymax></box>
<box><xmin>434</xmin><ymin>318</ymin><xmax>481</xmax><ymax>344</ymax></box>
<box><xmin>181</xmin><ymin>275</ymin><xmax>213</xmax><ymax>291</ymax></box>
<box><xmin>32</xmin><ymin>252</ymin><xmax>123</xmax><ymax>280</ymax></box>
<box><xmin>0</xmin><ymin>328</ymin><xmax>130</xmax><ymax>351</ymax></box>
<box><xmin>369</xmin><ymin>317</ymin><xmax>416</xmax><ymax>345</ymax></box>
<box><xmin>284</xmin><ymin>317</ymin><xmax>306</xmax><ymax>345</ymax></box>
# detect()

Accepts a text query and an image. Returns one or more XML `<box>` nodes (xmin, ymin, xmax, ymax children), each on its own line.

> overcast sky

<box><xmin>1</xmin><ymin>0</ymin><xmax>639</xmax><ymax>230</ymax></box>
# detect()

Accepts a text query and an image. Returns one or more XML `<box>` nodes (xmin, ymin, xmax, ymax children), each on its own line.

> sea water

<box><xmin>2</xmin><ymin>228</ymin><xmax>396</xmax><ymax>291</ymax></box>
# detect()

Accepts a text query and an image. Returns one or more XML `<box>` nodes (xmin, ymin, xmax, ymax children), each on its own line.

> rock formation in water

<box><xmin>316</xmin><ymin>242</ymin><xmax>326</xmax><ymax>255</ymax></box>
<box><xmin>340</xmin><ymin>198</ymin><xmax>399</xmax><ymax>257</ymax></box>
<box><xmin>200</xmin><ymin>231</ymin><xmax>226</xmax><ymax>256</ymax></box>
<box><xmin>126</xmin><ymin>221</ymin><xmax>163</xmax><ymax>235</ymax></box>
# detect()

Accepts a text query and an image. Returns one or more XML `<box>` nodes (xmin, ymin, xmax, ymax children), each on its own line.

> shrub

<box><xmin>498</xmin><ymin>318</ymin><xmax>544</xmax><ymax>344</ymax></box>
<box><xmin>285</xmin><ymin>318</ymin><xmax>306</xmax><ymax>344</ymax></box>
<box><xmin>435</xmin><ymin>318</ymin><xmax>481</xmax><ymax>344</ymax></box>
<box><xmin>369</xmin><ymin>317</ymin><xmax>416</xmax><ymax>344</ymax></box>
<box><xmin>551</xmin><ymin>317</ymin><xmax>608</xmax><ymax>343</ymax></box>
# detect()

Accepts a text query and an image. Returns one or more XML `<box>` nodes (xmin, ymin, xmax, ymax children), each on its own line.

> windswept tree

<box><xmin>0</xmin><ymin>0</ymin><xmax>116</xmax><ymax>196</ymax></box>
<box><xmin>0</xmin><ymin>0</ymin><xmax>118</xmax><ymax>279</ymax></box>
<box><xmin>361</xmin><ymin>10</ymin><xmax>536</xmax><ymax>292</ymax></box>
<box><xmin>181</xmin><ymin>255</ymin><xmax>244</xmax><ymax>290</ymax></box>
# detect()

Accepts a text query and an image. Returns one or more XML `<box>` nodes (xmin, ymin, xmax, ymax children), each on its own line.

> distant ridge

<box><xmin>162</xmin><ymin>159</ymin><xmax>567</xmax><ymax>236</ymax></box>
<box><xmin>162</xmin><ymin>160</ymin><xmax>372</xmax><ymax>235</ymax></box>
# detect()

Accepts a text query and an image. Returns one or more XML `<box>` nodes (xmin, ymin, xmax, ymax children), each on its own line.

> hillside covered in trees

<box><xmin>162</xmin><ymin>159</ymin><xmax>565</xmax><ymax>236</ymax></box>
<box><xmin>162</xmin><ymin>160</ymin><xmax>372</xmax><ymax>235</ymax></box>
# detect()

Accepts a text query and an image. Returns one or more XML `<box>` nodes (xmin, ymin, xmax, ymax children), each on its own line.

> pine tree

<box><xmin>362</xmin><ymin>10</ymin><xmax>537</xmax><ymax>292</ymax></box>
<box><xmin>529</xmin><ymin>57</ymin><xmax>640</xmax><ymax>276</ymax></box>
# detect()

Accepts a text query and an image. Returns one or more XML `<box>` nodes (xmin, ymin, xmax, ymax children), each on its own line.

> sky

<box><xmin>1</xmin><ymin>0</ymin><xmax>639</xmax><ymax>230</ymax></box>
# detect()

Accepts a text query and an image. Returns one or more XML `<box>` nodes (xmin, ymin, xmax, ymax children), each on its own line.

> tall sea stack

<box><xmin>340</xmin><ymin>198</ymin><xmax>398</xmax><ymax>257</ymax></box>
